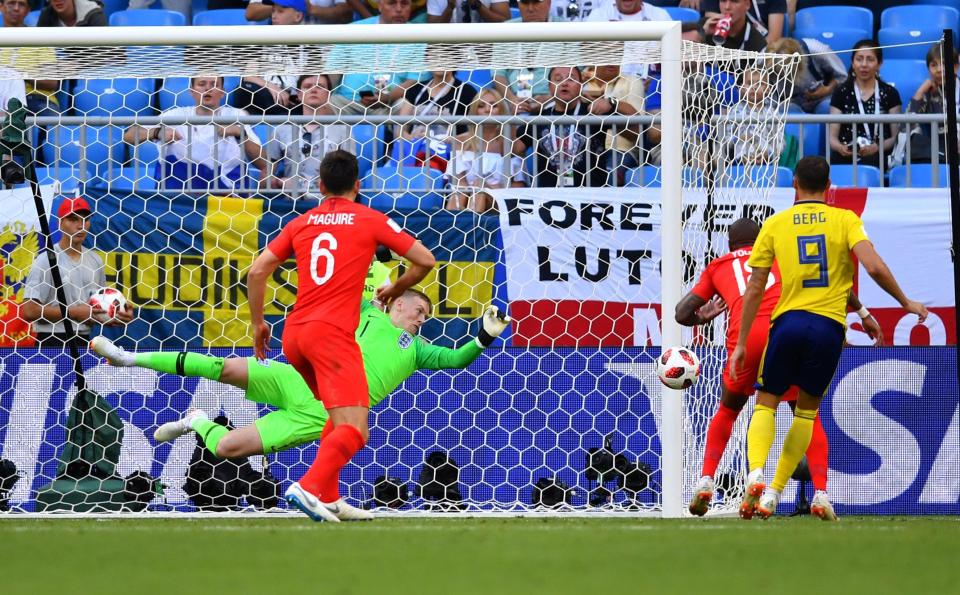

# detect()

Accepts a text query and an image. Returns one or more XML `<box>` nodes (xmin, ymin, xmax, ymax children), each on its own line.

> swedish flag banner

<box><xmin>86</xmin><ymin>188</ymin><xmax>500</xmax><ymax>350</ymax></box>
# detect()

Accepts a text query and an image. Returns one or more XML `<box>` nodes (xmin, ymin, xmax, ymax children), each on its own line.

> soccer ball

<box><xmin>656</xmin><ymin>347</ymin><xmax>701</xmax><ymax>390</ymax></box>
<box><xmin>89</xmin><ymin>287</ymin><xmax>127</xmax><ymax>323</ymax></box>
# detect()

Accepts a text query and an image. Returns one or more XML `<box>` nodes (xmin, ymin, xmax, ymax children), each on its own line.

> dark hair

<box><xmin>548</xmin><ymin>65</ymin><xmax>582</xmax><ymax>82</ymax></box>
<box><xmin>404</xmin><ymin>288</ymin><xmax>433</xmax><ymax>313</ymax></box>
<box><xmin>794</xmin><ymin>156</ymin><xmax>831</xmax><ymax>194</ymax></box>
<box><xmin>851</xmin><ymin>40</ymin><xmax>882</xmax><ymax>65</ymax></box>
<box><xmin>298</xmin><ymin>73</ymin><xmax>332</xmax><ymax>90</ymax></box>
<box><xmin>728</xmin><ymin>217</ymin><xmax>760</xmax><ymax>250</ymax></box>
<box><xmin>927</xmin><ymin>42</ymin><xmax>960</xmax><ymax>67</ymax></box>
<box><xmin>682</xmin><ymin>21</ymin><xmax>705</xmax><ymax>41</ymax></box>
<box><xmin>319</xmin><ymin>150</ymin><xmax>359</xmax><ymax>195</ymax></box>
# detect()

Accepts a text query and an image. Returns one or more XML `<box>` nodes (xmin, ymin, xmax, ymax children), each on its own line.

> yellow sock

<box><xmin>746</xmin><ymin>404</ymin><xmax>777</xmax><ymax>473</ymax></box>
<box><xmin>771</xmin><ymin>408</ymin><xmax>817</xmax><ymax>491</ymax></box>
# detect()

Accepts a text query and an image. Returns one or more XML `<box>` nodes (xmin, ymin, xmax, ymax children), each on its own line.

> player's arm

<box><xmin>376</xmin><ymin>241</ymin><xmax>437</xmax><ymax>304</ymax></box>
<box><xmin>247</xmin><ymin>247</ymin><xmax>284</xmax><ymax>360</ymax></box>
<box><xmin>730</xmin><ymin>266</ymin><xmax>770</xmax><ymax>380</ymax></box>
<box><xmin>675</xmin><ymin>293</ymin><xmax>727</xmax><ymax>327</ymax></box>
<box><xmin>847</xmin><ymin>291</ymin><xmax>884</xmax><ymax>345</ymax></box>
<box><xmin>416</xmin><ymin>306</ymin><xmax>511</xmax><ymax>370</ymax></box>
<box><xmin>851</xmin><ymin>240</ymin><xmax>928</xmax><ymax>322</ymax></box>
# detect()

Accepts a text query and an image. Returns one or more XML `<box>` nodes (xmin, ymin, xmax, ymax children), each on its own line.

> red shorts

<box><xmin>282</xmin><ymin>320</ymin><xmax>369</xmax><ymax>409</ymax></box>
<box><xmin>723</xmin><ymin>319</ymin><xmax>798</xmax><ymax>402</ymax></box>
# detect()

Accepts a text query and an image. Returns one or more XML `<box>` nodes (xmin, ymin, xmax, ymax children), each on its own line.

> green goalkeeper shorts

<box><xmin>245</xmin><ymin>358</ymin><xmax>330</xmax><ymax>454</ymax></box>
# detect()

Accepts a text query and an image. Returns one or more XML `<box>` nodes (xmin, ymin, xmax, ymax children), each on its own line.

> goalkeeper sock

<box><xmin>700</xmin><ymin>403</ymin><xmax>741</xmax><ymax>478</ymax></box>
<box><xmin>771</xmin><ymin>408</ymin><xmax>817</xmax><ymax>491</ymax></box>
<box><xmin>806</xmin><ymin>413</ymin><xmax>829</xmax><ymax>492</ymax></box>
<box><xmin>746</xmin><ymin>404</ymin><xmax>777</xmax><ymax>473</ymax></box>
<box><xmin>300</xmin><ymin>424</ymin><xmax>365</xmax><ymax>503</ymax></box>
<box><xmin>191</xmin><ymin>417</ymin><xmax>228</xmax><ymax>458</ymax></box>
<box><xmin>134</xmin><ymin>352</ymin><xmax>224</xmax><ymax>381</ymax></box>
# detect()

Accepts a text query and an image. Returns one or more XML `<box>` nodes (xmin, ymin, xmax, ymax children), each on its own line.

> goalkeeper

<box><xmin>90</xmin><ymin>290</ymin><xmax>510</xmax><ymax>519</ymax></box>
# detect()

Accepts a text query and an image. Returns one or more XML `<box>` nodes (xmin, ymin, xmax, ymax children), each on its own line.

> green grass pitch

<box><xmin>1</xmin><ymin>516</ymin><xmax>957</xmax><ymax>594</ymax></box>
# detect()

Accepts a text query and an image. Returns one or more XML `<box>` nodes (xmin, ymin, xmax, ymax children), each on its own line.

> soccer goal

<box><xmin>0</xmin><ymin>23</ymin><xmax>796</xmax><ymax>517</ymax></box>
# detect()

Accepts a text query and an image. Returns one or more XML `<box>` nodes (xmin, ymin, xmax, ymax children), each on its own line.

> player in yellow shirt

<box><xmin>731</xmin><ymin>156</ymin><xmax>928</xmax><ymax>520</ymax></box>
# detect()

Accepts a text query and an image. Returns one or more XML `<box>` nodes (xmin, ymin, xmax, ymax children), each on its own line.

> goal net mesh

<box><xmin>0</xmin><ymin>34</ymin><xmax>797</xmax><ymax>514</ymax></box>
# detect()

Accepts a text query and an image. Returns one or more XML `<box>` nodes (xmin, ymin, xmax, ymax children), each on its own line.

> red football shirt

<box><xmin>267</xmin><ymin>197</ymin><xmax>416</xmax><ymax>333</ymax></box>
<box><xmin>690</xmin><ymin>246</ymin><xmax>781</xmax><ymax>350</ymax></box>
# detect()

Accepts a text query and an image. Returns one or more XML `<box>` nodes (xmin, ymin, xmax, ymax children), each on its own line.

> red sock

<box><xmin>299</xmin><ymin>424</ymin><xmax>365</xmax><ymax>503</ymax></box>
<box><xmin>321</xmin><ymin>419</ymin><xmax>336</xmax><ymax>441</ymax></box>
<box><xmin>700</xmin><ymin>404</ymin><xmax>741</xmax><ymax>478</ymax></box>
<box><xmin>805</xmin><ymin>413</ymin><xmax>829</xmax><ymax>491</ymax></box>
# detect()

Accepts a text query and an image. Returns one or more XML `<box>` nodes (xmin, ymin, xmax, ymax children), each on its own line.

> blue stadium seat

<box><xmin>109</xmin><ymin>9</ymin><xmax>187</xmax><ymax>26</ymax></box>
<box><xmin>193</xmin><ymin>9</ymin><xmax>264</xmax><ymax>26</ymax></box>
<box><xmin>42</xmin><ymin>126</ymin><xmax>125</xmax><ymax>179</ymax></box>
<box><xmin>914</xmin><ymin>0</ymin><xmax>960</xmax><ymax>9</ymax></box>
<box><xmin>784</xmin><ymin>121</ymin><xmax>824</xmax><ymax>159</ymax></box>
<box><xmin>829</xmin><ymin>164</ymin><xmax>883</xmax><ymax>187</ymax></box>
<box><xmin>456</xmin><ymin>70</ymin><xmax>493</xmax><ymax>90</ymax></box>
<box><xmin>795</xmin><ymin>6</ymin><xmax>873</xmax><ymax>34</ymax></box>
<box><xmin>126</xmin><ymin>137</ymin><xmax>160</xmax><ymax>170</ymax></box>
<box><xmin>23</xmin><ymin>9</ymin><xmax>39</xmax><ymax>26</ymax></box>
<box><xmin>73</xmin><ymin>78</ymin><xmax>155</xmax><ymax>117</ymax></box>
<box><xmin>880</xmin><ymin>60</ymin><xmax>928</xmax><ymax>102</ymax></box>
<box><xmin>721</xmin><ymin>165</ymin><xmax>793</xmax><ymax>188</ymax></box>
<box><xmin>794</xmin><ymin>28</ymin><xmax>870</xmax><ymax>69</ymax></box>
<box><xmin>624</xmin><ymin>166</ymin><xmax>704</xmax><ymax>188</ymax></box>
<box><xmin>96</xmin><ymin>166</ymin><xmax>160</xmax><ymax>192</ymax></box>
<box><xmin>101</xmin><ymin>0</ymin><xmax>128</xmax><ymax>18</ymax></box>
<box><xmin>362</xmin><ymin>165</ymin><xmax>444</xmax><ymax>210</ymax></box>
<box><xmin>879</xmin><ymin>28</ymin><xmax>943</xmax><ymax>60</ymax></box>
<box><xmin>664</xmin><ymin>7</ymin><xmax>700</xmax><ymax>22</ymax></box>
<box><xmin>882</xmin><ymin>5</ymin><xmax>959</xmax><ymax>34</ymax></box>
<box><xmin>352</xmin><ymin>124</ymin><xmax>385</xmax><ymax>179</ymax></box>
<box><xmin>889</xmin><ymin>164</ymin><xmax>951</xmax><ymax>187</ymax></box>
<box><xmin>33</xmin><ymin>167</ymin><xmax>85</xmax><ymax>195</ymax></box>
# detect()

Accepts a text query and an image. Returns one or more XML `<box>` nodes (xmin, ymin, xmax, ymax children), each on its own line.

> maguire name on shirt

<box><xmin>307</xmin><ymin>213</ymin><xmax>356</xmax><ymax>226</ymax></box>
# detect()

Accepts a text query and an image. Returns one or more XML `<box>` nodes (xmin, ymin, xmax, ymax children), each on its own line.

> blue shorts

<box><xmin>756</xmin><ymin>310</ymin><xmax>845</xmax><ymax>398</ymax></box>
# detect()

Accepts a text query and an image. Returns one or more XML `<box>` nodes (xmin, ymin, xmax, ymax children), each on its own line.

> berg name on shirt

<box><xmin>793</xmin><ymin>212</ymin><xmax>826</xmax><ymax>225</ymax></box>
<box><xmin>308</xmin><ymin>212</ymin><xmax>356</xmax><ymax>226</ymax></box>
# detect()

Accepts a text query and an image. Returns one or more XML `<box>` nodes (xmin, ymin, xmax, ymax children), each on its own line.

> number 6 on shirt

<box><xmin>310</xmin><ymin>232</ymin><xmax>337</xmax><ymax>286</ymax></box>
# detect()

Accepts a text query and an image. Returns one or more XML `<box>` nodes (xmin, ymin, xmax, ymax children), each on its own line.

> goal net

<box><xmin>0</xmin><ymin>23</ymin><xmax>797</xmax><ymax>515</ymax></box>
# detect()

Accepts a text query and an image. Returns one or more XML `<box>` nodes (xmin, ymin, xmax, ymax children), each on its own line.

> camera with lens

<box><xmin>856</xmin><ymin>136</ymin><xmax>872</xmax><ymax>148</ymax></box>
<box><xmin>566</xmin><ymin>0</ymin><xmax>580</xmax><ymax>19</ymax></box>
<box><xmin>1</xmin><ymin>98</ymin><xmax>29</xmax><ymax>188</ymax></box>
<box><xmin>584</xmin><ymin>434</ymin><xmax>653</xmax><ymax>506</ymax></box>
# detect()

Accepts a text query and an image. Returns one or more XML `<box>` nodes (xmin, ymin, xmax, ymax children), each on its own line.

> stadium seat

<box><xmin>362</xmin><ymin>165</ymin><xmax>444</xmax><ymax>210</ymax></box>
<box><xmin>96</xmin><ymin>166</ymin><xmax>160</xmax><ymax>192</ymax></box>
<box><xmin>889</xmin><ymin>163</ymin><xmax>951</xmax><ymax>187</ymax></box>
<box><xmin>24</xmin><ymin>9</ymin><xmax>39</xmax><ymax>26</ymax></box>
<box><xmin>42</xmin><ymin>126</ymin><xmax>125</xmax><ymax>180</ymax></box>
<box><xmin>664</xmin><ymin>7</ymin><xmax>700</xmax><ymax>22</ymax></box>
<box><xmin>784</xmin><ymin>121</ymin><xmax>824</xmax><ymax>160</ymax></box>
<box><xmin>880</xmin><ymin>60</ymin><xmax>928</xmax><ymax>102</ymax></box>
<box><xmin>829</xmin><ymin>164</ymin><xmax>883</xmax><ymax>187</ymax></box>
<box><xmin>879</xmin><ymin>28</ymin><xmax>943</xmax><ymax>60</ymax></box>
<box><xmin>109</xmin><ymin>9</ymin><xmax>187</xmax><ymax>26</ymax></box>
<box><xmin>793</xmin><ymin>28</ymin><xmax>870</xmax><ymax>69</ymax></box>
<box><xmin>193</xmin><ymin>9</ymin><xmax>264</xmax><ymax>26</ymax></box>
<box><xmin>73</xmin><ymin>78</ymin><xmax>155</xmax><ymax>117</ymax></box>
<box><xmin>126</xmin><ymin>137</ymin><xmax>161</xmax><ymax>171</ymax></box>
<box><xmin>456</xmin><ymin>69</ymin><xmax>493</xmax><ymax>90</ymax></box>
<box><xmin>352</xmin><ymin>124</ymin><xmax>385</xmax><ymax>179</ymax></box>
<box><xmin>28</xmin><ymin>167</ymin><xmax>86</xmax><ymax>195</ymax></box>
<box><xmin>882</xmin><ymin>5</ymin><xmax>959</xmax><ymax>34</ymax></box>
<box><xmin>624</xmin><ymin>166</ymin><xmax>704</xmax><ymax>188</ymax></box>
<box><xmin>914</xmin><ymin>0</ymin><xmax>960</xmax><ymax>9</ymax></box>
<box><xmin>721</xmin><ymin>165</ymin><xmax>793</xmax><ymax>188</ymax></box>
<box><xmin>794</xmin><ymin>6</ymin><xmax>873</xmax><ymax>35</ymax></box>
<box><xmin>101</xmin><ymin>0</ymin><xmax>128</xmax><ymax>18</ymax></box>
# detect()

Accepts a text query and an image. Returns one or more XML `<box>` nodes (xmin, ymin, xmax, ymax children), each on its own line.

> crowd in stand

<box><xmin>1</xmin><ymin>0</ymin><xmax>959</xmax><ymax>212</ymax></box>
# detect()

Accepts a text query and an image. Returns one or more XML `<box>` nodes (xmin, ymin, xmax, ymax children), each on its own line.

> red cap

<box><xmin>57</xmin><ymin>197</ymin><xmax>92</xmax><ymax>218</ymax></box>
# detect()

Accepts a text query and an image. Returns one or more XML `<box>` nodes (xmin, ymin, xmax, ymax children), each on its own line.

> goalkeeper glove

<box><xmin>476</xmin><ymin>305</ymin><xmax>510</xmax><ymax>347</ymax></box>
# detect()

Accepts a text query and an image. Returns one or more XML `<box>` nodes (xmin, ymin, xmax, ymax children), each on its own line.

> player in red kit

<box><xmin>247</xmin><ymin>150</ymin><xmax>436</xmax><ymax>522</ymax></box>
<box><xmin>675</xmin><ymin>218</ymin><xmax>881</xmax><ymax>520</ymax></box>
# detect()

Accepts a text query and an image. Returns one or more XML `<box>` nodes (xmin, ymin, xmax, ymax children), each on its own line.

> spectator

<box><xmin>447</xmin><ymin>88</ymin><xmax>522</xmax><ymax>212</ymax></box>
<box><xmin>492</xmin><ymin>0</ymin><xmax>555</xmax><ymax>115</ymax></box>
<box><xmin>702</xmin><ymin>0</ymin><xmax>767</xmax><ymax>52</ymax></box>
<box><xmin>266</xmin><ymin>74</ymin><xmax>354</xmax><ymax>194</ymax></box>
<box><xmin>37</xmin><ymin>0</ymin><xmax>107</xmax><ymax>27</ymax></box>
<box><xmin>427</xmin><ymin>0</ymin><xmax>509</xmax><ymax>23</ymax></box>
<box><xmin>582</xmin><ymin>64</ymin><xmax>644</xmax><ymax>184</ymax></box>
<box><xmin>127</xmin><ymin>0</ymin><xmax>191</xmax><ymax>22</ymax></box>
<box><xmin>398</xmin><ymin>70</ymin><xmax>478</xmax><ymax>139</ymax></box>
<box><xmin>549</xmin><ymin>0</ymin><xmax>605</xmax><ymax>21</ymax></box>
<box><xmin>587</xmin><ymin>0</ymin><xmax>669</xmax><ymax>23</ymax></box>
<box><xmin>329</xmin><ymin>0</ymin><xmax>424</xmax><ymax>116</ymax></box>
<box><xmin>829</xmin><ymin>41</ymin><xmax>901</xmax><ymax>168</ymax></box>
<box><xmin>247</xmin><ymin>0</ymin><xmax>352</xmax><ymax>23</ymax></box>
<box><xmin>233</xmin><ymin>0</ymin><xmax>306</xmax><ymax>116</ymax></box>
<box><xmin>719</xmin><ymin>67</ymin><xmax>782</xmax><ymax>164</ymax></box>
<box><xmin>906</xmin><ymin>42</ymin><xmax>959</xmax><ymax>165</ymax></box>
<box><xmin>348</xmin><ymin>0</ymin><xmax>427</xmax><ymax>19</ymax></box>
<box><xmin>22</xmin><ymin>198</ymin><xmax>133</xmax><ymax>347</ymax></box>
<box><xmin>700</xmin><ymin>0</ymin><xmax>786</xmax><ymax>43</ymax></box>
<box><xmin>124</xmin><ymin>76</ymin><xmax>268</xmax><ymax>191</ymax></box>
<box><xmin>766</xmin><ymin>37</ymin><xmax>846</xmax><ymax>114</ymax></box>
<box><xmin>512</xmin><ymin>66</ymin><xmax>607</xmax><ymax>188</ymax></box>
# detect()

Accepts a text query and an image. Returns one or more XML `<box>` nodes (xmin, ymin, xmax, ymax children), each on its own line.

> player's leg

<box><xmin>689</xmin><ymin>386</ymin><xmax>749</xmax><ymax>516</ymax></box>
<box><xmin>91</xmin><ymin>336</ymin><xmax>231</xmax><ymax>383</ymax></box>
<box><xmin>785</xmin><ymin>397</ymin><xmax>836</xmax><ymax>521</ymax></box>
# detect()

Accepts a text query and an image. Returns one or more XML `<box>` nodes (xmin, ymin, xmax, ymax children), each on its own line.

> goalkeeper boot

<box><xmin>739</xmin><ymin>468</ymin><xmax>765</xmax><ymax>520</ymax></box>
<box><xmin>284</xmin><ymin>482</ymin><xmax>340</xmax><ymax>523</ymax></box>
<box><xmin>811</xmin><ymin>490</ymin><xmax>838</xmax><ymax>522</ymax></box>
<box><xmin>90</xmin><ymin>336</ymin><xmax>135</xmax><ymax>367</ymax></box>
<box><xmin>688</xmin><ymin>476</ymin><xmax>715</xmax><ymax>517</ymax></box>
<box><xmin>153</xmin><ymin>409</ymin><xmax>207</xmax><ymax>443</ymax></box>
<box><xmin>756</xmin><ymin>488</ymin><xmax>781</xmax><ymax>520</ymax></box>
<box><xmin>329</xmin><ymin>498</ymin><xmax>374</xmax><ymax>521</ymax></box>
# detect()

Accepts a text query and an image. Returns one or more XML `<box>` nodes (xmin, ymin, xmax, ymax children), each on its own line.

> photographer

<box><xmin>427</xmin><ymin>0</ymin><xmax>509</xmax><ymax>23</ymax></box>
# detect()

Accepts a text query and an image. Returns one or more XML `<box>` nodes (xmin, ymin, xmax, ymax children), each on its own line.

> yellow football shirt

<box><xmin>748</xmin><ymin>200</ymin><xmax>869</xmax><ymax>325</ymax></box>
